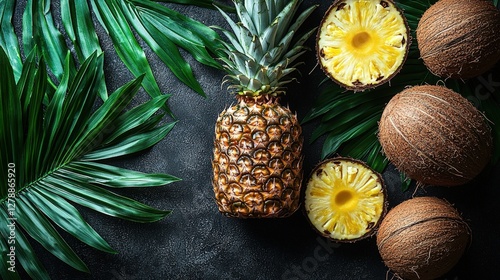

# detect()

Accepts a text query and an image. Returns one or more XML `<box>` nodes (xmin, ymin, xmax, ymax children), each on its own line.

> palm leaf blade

<box><xmin>73</xmin><ymin>75</ymin><xmax>146</xmax><ymax>157</ymax></box>
<box><xmin>121</xmin><ymin>1</ymin><xmax>206</xmax><ymax>96</ymax></box>
<box><xmin>60</xmin><ymin>0</ymin><xmax>108</xmax><ymax>100</ymax></box>
<box><xmin>25</xmin><ymin>0</ymin><xmax>72</xmax><ymax>83</ymax></box>
<box><xmin>23</xmin><ymin>58</ymin><xmax>47</xmax><ymax>185</ymax></box>
<box><xmin>307</xmin><ymin>0</ymin><xmax>499</xmax><ymax>189</ymax></box>
<box><xmin>156</xmin><ymin>0</ymin><xmax>235</xmax><ymax>12</ymax></box>
<box><xmin>102</xmin><ymin>95</ymin><xmax>169</xmax><ymax>145</ymax></box>
<box><xmin>15</xmin><ymin>196</ymin><xmax>89</xmax><ymax>272</ymax></box>
<box><xmin>90</xmin><ymin>0</ymin><xmax>171</xmax><ymax>114</ymax></box>
<box><xmin>129</xmin><ymin>0</ymin><xmax>226</xmax><ymax>60</ymax></box>
<box><xmin>82</xmin><ymin>121</ymin><xmax>177</xmax><ymax>161</ymax></box>
<box><xmin>40</xmin><ymin>175</ymin><xmax>170</xmax><ymax>223</ymax></box>
<box><xmin>49</xmin><ymin>53</ymin><xmax>101</xmax><ymax>169</ymax></box>
<box><xmin>24</xmin><ymin>187</ymin><xmax>117</xmax><ymax>254</ymax></box>
<box><xmin>65</xmin><ymin>161</ymin><xmax>181</xmax><ymax>188</ymax></box>
<box><xmin>0</xmin><ymin>209</ymin><xmax>49</xmax><ymax>280</ymax></box>
<box><xmin>0</xmin><ymin>0</ymin><xmax>22</xmax><ymax>80</ymax></box>
<box><xmin>1</xmin><ymin>32</ymin><xmax>176</xmax><ymax>277</ymax></box>
<box><xmin>0</xmin><ymin>48</ymin><xmax>22</xmax><ymax>178</ymax></box>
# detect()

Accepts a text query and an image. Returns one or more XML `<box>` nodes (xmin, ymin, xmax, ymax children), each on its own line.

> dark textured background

<box><xmin>12</xmin><ymin>1</ymin><xmax>500</xmax><ymax>279</ymax></box>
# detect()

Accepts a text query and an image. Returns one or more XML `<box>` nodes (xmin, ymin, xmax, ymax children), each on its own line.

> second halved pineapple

<box><xmin>305</xmin><ymin>158</ymin><xmax>387</xmax><ymax>241</ymax></box>
<box><xmin>212</xmin><ymin>1</ymin><xmax>317</xmax><ymax>218</ymax></box>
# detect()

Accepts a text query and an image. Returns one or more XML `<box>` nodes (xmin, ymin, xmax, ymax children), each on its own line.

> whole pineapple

<box><xmin>212</xmin><ymin>0</ymin><xmax>316</xmax><ymax>218</ymax></box>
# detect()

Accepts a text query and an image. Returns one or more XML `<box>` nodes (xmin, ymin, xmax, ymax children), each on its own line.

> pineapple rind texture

<box><xmin>317</xmin><ymin>0</ymin><xmax>409</xmax><ymax>90</ymax></box>
<box><xmin>213</xmin><ymin>97</ymin><xmax>303</xmax><ymax>218</ymax></box>
<box><xmin>305</xmin><ymin>158</ymin><xmax>385</xmax><ymax>240</ymax></box>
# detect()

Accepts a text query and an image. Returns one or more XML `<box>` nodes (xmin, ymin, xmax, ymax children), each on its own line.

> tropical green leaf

<box><xmin>0</xmin><ymin>46</ymin><xmax>175</xmax><ymax>278</ymax></box>
<box><xmin>101</xmin><ymin>0</ymin><xmax>228</xmax><ymax>97</ymax></box>
<box><xmin>129</xmin><ymin>0</ymin><xmax>226</xmax><ymax>67</ymax></box>
<box><xmin>90</xmin><ymin>0</ymin><xmax>171</xmax><ymax>113</ymax></box>
<box><xmin>82</xmin><ymin>121</ymin><xmax>177</xmax><ymax>161</ymax></box>
<box><xmin>23</xmin><ymin>188</ymin><xmax>117</xmax><ymax>254</ymax></box>
<box><xmin>0</xmin><ymin>0</ymin><xmax>22</xmax><ymax>80</ymax></box>
<box><xmin>0</xmin><ymin>209</ymin><xmax>49</xmax><ymax>280</ymax></box>
<box><xmin>101</xmin><ymin>95</ymin><xmax>169</xmax><ymax>145</ymax></box>
<box><xmin>15</xmin><ymin>196</ymin><xmax>89</xmax><ymax>272</ymax></box>
<box><xmin>0</xmin><ymin>47</ymin><xmax>22</xmax><ymax>176</ymax></box>
<box><xmin>24</xmin><ymin>0</ymin><xmax>73</xmax><ymax>83</ymax></box>
<box><xmin>61</xmin><ymin>0</ymin><xmax>108</xmax><ymax>100</ymax></box>
<box><xmin>0</xmin><ymin>234</ymin><xmax>21</xmax><ymax>280</ymax></box>
<box><xmin>120</xmin><ymin>0</ymin><xmax>205</xmax><ymax>96</ymax></box>
<box><xmin>38</xmin><ymin>174</ymin><xmax>170</xmax><ymax>223</ymax></box>
<box><xmin>60</xmin><ymin>0</ymin><xmax>102</xmax><ymax>61</ymax></box>
<box><xmin>74</xmin><ymin>76</ymin><xmax>146</xmax><ymax>157</ymax></box>
<box><xmin>22</xmin><ymin>56</ymin><xmax>48</xmax><ymax>184</ymax></box>
<box><xmin>156</xmin><ymin>0</ymin><xmax>235</xmax><ymax>12</ymax></box>
<box><xmin>401</xmin><ymin>172</ymin><xmax>412</xmax><ymax>192</ymax></box>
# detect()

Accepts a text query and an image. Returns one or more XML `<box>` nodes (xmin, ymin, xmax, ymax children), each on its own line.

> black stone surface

<box><xmin>11</xmin><ymin>1</ymin><xmax>500</xmax><ymax>279</ymax></box>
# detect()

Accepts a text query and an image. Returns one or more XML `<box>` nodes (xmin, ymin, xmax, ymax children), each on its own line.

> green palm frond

<box><xmin>2</xmin><ymin>0</ymin><xmax>226</xmax><ymax>114</ymax></box>
<box><xmin>0</xmin><ymin>48</ymin><xmax>179</xmax><ymax>279</ymax></box>
<box><xmin>0</xmin><ymin>0</ymin><xmax>22</xmax><ymax>81</ymax></box>
<box><xmin>90</xmin><ymin>0</ymin><xmax>225</xmax><ymax>101</ymax></box>
<box><xmin>156</xmin><ymin>0</ymin><xmax>236</xmax><ymax>12</ymax></box>
<box><xmin>305</xmin><ymin>0</ymin><xmax>500</xmax><ymax>190</ymax></box>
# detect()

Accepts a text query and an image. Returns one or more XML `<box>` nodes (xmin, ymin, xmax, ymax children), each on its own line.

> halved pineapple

<box><xmin>305</xmin><ymin>158</ymin><xmax>387</xmax><ymax>241</ymax></box>
<box><xmin>317</xmin><ymin>0</ymin><xmax>410</xmax><ymax>90</ymax></box>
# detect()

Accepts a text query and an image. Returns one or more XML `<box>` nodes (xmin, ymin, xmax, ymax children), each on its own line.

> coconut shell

<box><xmin>378</xmin><ymin>85</ymin><xmax>492</xmax><ymax>186</ymax></box>
<box><xmin>376</xmin><ymin>197</ymin><xmax>470</xmax><ymax>280</ymax></box>
<box><xmin>417</xmin><ymin>0</ymin><xmax>500</xmax><ymax>79</ymax></box>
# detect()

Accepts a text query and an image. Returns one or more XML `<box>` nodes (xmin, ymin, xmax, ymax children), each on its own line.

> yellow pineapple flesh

<box><xmin>305</xmin><ymin>158</ymin><xmax>386</xmax><ymax>241</ymax></box>
<box><xmin>213</xmin><ymin>96</ymin><xmax>303</xmax><ymax>218</ymax></box>
<box><xmin>317</xmin><ymin>0</ymin><xmax>410</xmax><ymax>90</ymax></box>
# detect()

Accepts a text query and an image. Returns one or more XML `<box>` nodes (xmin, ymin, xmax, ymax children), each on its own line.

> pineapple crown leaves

<box><xmin>0</xmin><ymin>48</ymin><xmax>180</xmax><ymax>279</ymax></box>
<box><xmin>215</xmin><ymin>0</ymin><xmax>317</xmax><ymax>97</ymax></box>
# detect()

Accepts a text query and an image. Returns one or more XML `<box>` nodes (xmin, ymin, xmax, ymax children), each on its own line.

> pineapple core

<box><xmin>317</xmin><ymin>0</ymin><xmax>409</xmax><ymax>89</ymax></box>
<box><xmin>305</xmin><ymin>159</ymin><xmax>385</xmax><ymax>241</ymax></box>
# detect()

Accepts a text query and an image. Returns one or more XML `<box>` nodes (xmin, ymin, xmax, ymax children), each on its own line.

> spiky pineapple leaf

<box><xmin>0</xmin><ymin>48</ymin><xmax>179</xmax><ymax>279</ymax></box>
<box><xmin>215</xmin><ymin>0</ymin><xmax>317</xmax><ymax>96</ymax></box>
<box><xmin>305</xmin><ymin>0</ymin><xmax>500</xmax><ymax>188</ymax></box>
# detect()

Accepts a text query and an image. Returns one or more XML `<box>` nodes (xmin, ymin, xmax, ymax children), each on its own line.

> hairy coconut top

<box><xmin>377</xmin><ymin>196</ymin><xmax>470</xmax><ymax>280</ymax></box>
<box><xmin>378</xmin><ymin>85</ymin><xmax>492</xmax><ymax>186</ymax></box>
<box><xmin>417</xmin><ymin>0</ymin><xmax>500</xmax><ymax>79</ymax></box>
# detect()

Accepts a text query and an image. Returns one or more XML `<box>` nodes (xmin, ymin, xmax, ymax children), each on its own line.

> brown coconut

<box><xmin>417</xmin><ymin>0</ymin><xmax>500</xmax><ymax>79</ymax></box>
<box><xmin>376</xmin><ymin>197</ymin><xmax>470</xmax><ymax>280</ymax></box>
<box><xmin>378</xmin><ymin>85</ymin><xmax>492</xmax><ymax>186</ymax></box>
